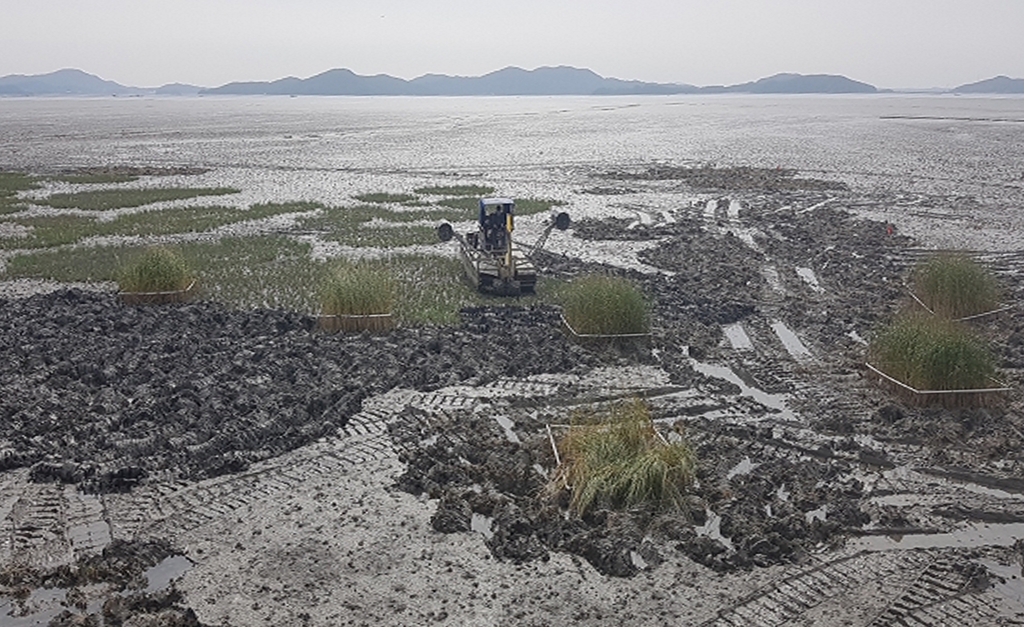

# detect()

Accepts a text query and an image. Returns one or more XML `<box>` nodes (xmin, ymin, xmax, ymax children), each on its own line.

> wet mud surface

<box><xmin>3</xmin><ymin>164</ymin><xmax>1024</xmax><ymax>625</ymax></box>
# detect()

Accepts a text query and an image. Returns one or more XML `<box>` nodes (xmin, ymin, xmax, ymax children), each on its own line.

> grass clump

<box><xmin>118</xmin><ymin>246</ymin><xmax>193</xmax><ymax>293</ymax></box>
<box><xmin>869</xmin><ymin>315</ymin><xmax>996</xmax><ymax>390</ymax></box>
<box><xmin>320</xmin><ymin>260</ymin><xmax>396</xmax><ymax>316</ymax></box>
<box><xmin>414</xmin><ymin>184</ymin><xmax>495</xmax><ymax>197</ymax></box>
<box><xmin>560</xmin><ymin>274</ymin><xmax>649</xmax><ymax>335</ymax></box>
<box><xmin>41</xmin><ymin>186</ymin><xmax>240</xmax><ymax>211</ymax></box>
<box><xmin>553</xmin><ymin>399</ymin><xmax>696</xmax><ymax>515</ymax></box>
<box><xmin>913</xmin><ymin>253</ymin><xmax>1000</xmax><ymax>319</ymax></box>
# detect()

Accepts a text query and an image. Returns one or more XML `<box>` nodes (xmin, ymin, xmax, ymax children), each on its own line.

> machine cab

<box><xmin>478</xmin><ymin>197</ymin><xmax>514</xmax><ymax>252</ymax></box>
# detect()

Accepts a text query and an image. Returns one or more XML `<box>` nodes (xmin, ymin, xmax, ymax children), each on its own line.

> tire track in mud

<box><xmin>865</xmin><ymin>555</ymin><xmax>1003</xmax><ymax>627</ymax></box>
<box><xmin>697</xmin><ymin>550</ymin><xmax>977</xmax><ymax>627</ymax></box>
<box><xmin>0</xmin><ymin>476</ymin><xmax>71</xmax><ymax>568</ymax></box>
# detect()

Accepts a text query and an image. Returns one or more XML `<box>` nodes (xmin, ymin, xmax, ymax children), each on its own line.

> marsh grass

<box><xmin>414</xmin><ymin>185</ymin><xmax>495</xmax><ymax>197</ymax></box>
<box><xmin>0</xmin><ymin>202</ymin><xmax>317</xmax><ymax>250</ymax></box>
<box><xmin>553</xmin><ymin>399</ymin><xmax>696</xmax><ymax>515</ymax></box>
<box><xmin>560</xmin><ymin>274</ymin><xmax>649</xmax><ymax>335</ymax></box>
<box><xmin>297</xmin><ymin>205</ymin><xmax>462</xmax><ymax>248</ymax></box>
<box><xmin>433</xmin><ymin>196</ymin><xmax>566</xmax><ymax>216</ymax></box>
<box><xmin>869</xmin><ymin>314</ymin><xmax>996</xmax><ymax>391</ymax></box>
<box><xmin>0</xmin><ymin>215</ymin><xmax>96</xmax><ymax>249</ymax></box>
<box><xmin>513</xmin><ymin>198</ymin><xmax>568</xmax><ymax>216</ymax></box>
<box><xmin>40</xmin><ymin>186</ymin><xmax>240</xmax><ymax>211</ymax></box>
<box><xmin>0</xmin><ymin>171</ymin><xmax>38</xmax><ymax>215</ymax></box>
<box><xmin>118</xmin><ymin>246</ymin><xmax>193</xmax><ymax>293</ymax></box>
<box><xmin>353</xmin><ymin>192</ymin><xmax>418</xmax><ymax>204</ymax></box>
<box><xmin>46</xmin><ymin>173</ymin><xmax>139</xmax><ymax>185</ymax></box>
<box><xmin>913</xmin><ymin>253</ymin><xmax>1000</xmax><ymax>319</ymax></box>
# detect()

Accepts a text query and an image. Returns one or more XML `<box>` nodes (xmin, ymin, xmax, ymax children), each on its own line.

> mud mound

<box><xmin>391</xmin><ymin>408</ymin><xmax>869</xmax><ymax>576</ymax></box>
<box><xmin>0</xmin><ymin>291</ymin><xmax>600</xmax><ymax>487</ymax></box>
<box><xmin>602</xmin><ymin>165</ymin><xmax>849</xmax><ymax>192</ymax></box>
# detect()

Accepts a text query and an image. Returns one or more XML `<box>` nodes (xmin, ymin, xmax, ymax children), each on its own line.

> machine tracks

<box><xmin>700</xmin><ymin>549</ymin><xmax>1009</xmax><ymax>627</ymax></box>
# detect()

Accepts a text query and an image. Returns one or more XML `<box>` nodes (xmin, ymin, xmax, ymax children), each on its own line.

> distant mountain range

<box><xmin>0</xmin><ymin>67</ymin><xmax>1021</xmax><ymax>97</ymax></box>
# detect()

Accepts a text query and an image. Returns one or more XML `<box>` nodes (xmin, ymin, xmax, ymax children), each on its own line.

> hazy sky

<box><xmin>3</xmin><ymin>0</ymin><xmax>1022</xmax><ymax>89</ymax></box>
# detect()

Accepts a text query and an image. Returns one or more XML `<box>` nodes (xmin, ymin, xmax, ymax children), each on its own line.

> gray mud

<box><xmin>3</xmin><ymin>165</ymin><xmax>1024</xmax><ymax>625</ymax></box>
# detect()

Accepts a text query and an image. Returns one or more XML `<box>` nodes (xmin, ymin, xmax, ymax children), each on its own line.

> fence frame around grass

<box><xmin>906</xmin><ymin>288</ymin><xmax>1012</xmax><ymax>322</ymax></box>
<box><xmin>316</xmin><ymin>311</ymin><xmax>395</xmax><ymax>333</ymax></box>
<box><xmin>545</xmin><ymin>420</ymin><xmax>672</xmax><ymax>491</ymax></box>
<box><xmin>865</xmin><ymin>362</ymin><xmax>1011</xmax><ymax>408</ymax></box>
<box><xmin>559</xmin><ymin>312</ymin><xmax>652</xmax><ymax>341</ymax></box>
<box><xmin>118</xmin><ymin>279</ymin><xmax>196</xmax><ymax>305</ymax></box>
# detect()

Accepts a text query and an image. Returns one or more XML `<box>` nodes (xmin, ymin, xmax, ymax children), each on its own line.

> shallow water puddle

<box><xmin>805</xmin><ymin>505</ymin><xmax>827</xmax><ymax>523</ymax></box>
<box><xmin>727</xmin><ymin>199</ymin><xmax>741</xmax><ymax>221</ymax></box>
<box><xmin>695</xmin><ymin>508</ymin><xmax>734</xmax><ymax>551</ymax></box>
<box><xmin>471</xmin><ymin>513</ymin><xmax>494</xmax><ymax>540</ymax></box>
<box><xmin>762</xmin><ymin>266</ymin><xmax>786</xmax><ymax>295</ymax></box>
<box><xmin>703</xmin><ymin>199</ymin><xmax>718</xmax><ymax>221</ymax></box>
<box><xmin>727</xmin><ymin>456</ymin><xmax>758</xmax><ymax>479</ymax></box>
<box><xmin>689</xmin><ymin>358</ymin><xmax>795</xmax><ymax>420</ymax></box>
<box><xmin>145</xmin><ymin>554</ymin><xmax>194</xmax><ymax>592</ymax></box>
<box><xmin>850</xmin><ymin>522</ymin><xmax>1024</xmax><ymax>552</ymax></box>
<box><xmin>847</xmin><ymin>329</ymin><xmax>868</xmax><ymax>345</ymax></box>
<box><xmin>770</xmin><ymin>321</ymin><xmax>812</xmax><ymax>360</ymax></box>
<box><xmin>493</xmin><ymin>415</ymin><xmax>520</xmax><ymax>444</ymax></box>
<box><xmin>722</xmin><ymin>322</ymin><xmax>754</xmax><ymax>351</ymax></box>
<box><xmin>795</xmin><ymin>267</ymin><xmax>824</xmax><ymax>293</ymax></box>
<box><xmin>978</xmin><ymin>558</ymin><xmax>1024</xmax><ymax>609</ymax></box>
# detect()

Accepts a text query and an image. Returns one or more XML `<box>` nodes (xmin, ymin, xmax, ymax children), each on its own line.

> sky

<box><xmin>2</xmin><ymin>0</ymin><xmax>1022</xmax><ymax>89</ymax></box>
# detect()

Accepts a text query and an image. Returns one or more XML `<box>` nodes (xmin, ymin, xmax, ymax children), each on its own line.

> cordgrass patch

<box><xmin>118</xmin><ymin>246</ymin><xmax>193</xmax><ymax>294</ymax></box>
<box><xmin>868</xmin><ymin>314</ymin><xmax>997</xmax><ymax>392</ymax></box>
<box><xmin>551</xmin><ymin>399</ymin><xmax>696</xmax><ymax>515</ymax></box>
<box><xmin>912</xmin><ymin>253</ymin><xmax>1000</xmax><ymax>319</ymax></box>
<box><xmin>559</xmin><ymin>273</ymin><xmax>649</xmax><ymax>336</ymax></box>
<box><xmin>319</xmin><ymin>260</ymin><xmax>397</xmax><ymax>331</ymax></box>
<box><xmin>40</xmin><ymin>186</ymin><xmax>240</xmax><ymax>211</ymax></box>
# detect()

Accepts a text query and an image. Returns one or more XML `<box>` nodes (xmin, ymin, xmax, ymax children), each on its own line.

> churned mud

<box><xmin>2</xmin><ymin>165</ymin><xmax>1024</xmax><ymax>625</ymax></box>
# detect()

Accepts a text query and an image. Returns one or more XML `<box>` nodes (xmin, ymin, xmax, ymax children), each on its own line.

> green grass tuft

<box><xmin>40</xmin><ymin>187</ymin><xmax>240</xmax><ymax>211</ymax></box>
<box><xmin>913</xmin><ymin>253</ymin><xmax>1000</xmax><ymax>319</ymax></box>
<box><xmin>118</xmin><ymin>246</ymin><xmax>193</xmax><ymax>293</ymax></box>
<box><xmin>560</xmin><ymin>274</ymin><xmax>649</xmax><ymax>335</ymax></box>
<box><xmin>869</xmin><ymin>314</ymin><xmax>996</xmax><ymax>390</ymax></box>
<box><xmin>554</xmin><ymin>399</ymin><xmax>696</xmax><ymax>515</ymax></box>
<box><xmin>414</xmin><ymin>185</ymin><xmax>495</xmax><ymax>197</ymax></box>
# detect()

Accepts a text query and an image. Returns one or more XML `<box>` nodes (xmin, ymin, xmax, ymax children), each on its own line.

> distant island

<box><xmin>953</xmin><ymin>76</ymin><xmax>1024</xmax><ymax>94</ymax></box>
<box><xmin>0</xmin><ymin>66</ymin><xmax>1021</xmax><ymax>97</ymax></box>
